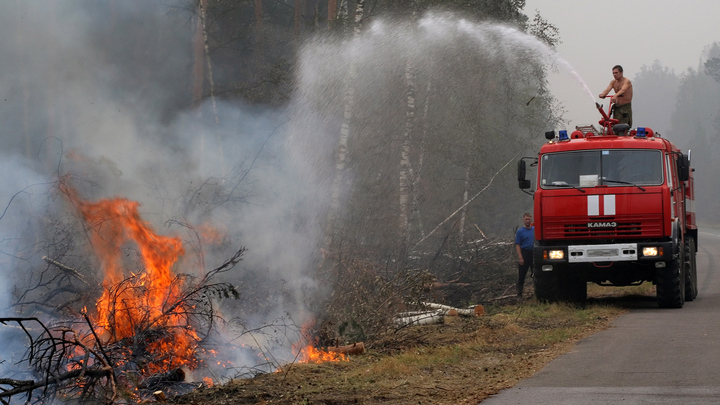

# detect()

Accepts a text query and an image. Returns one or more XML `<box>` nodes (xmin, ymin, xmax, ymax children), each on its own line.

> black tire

<box><xmin>684</xmin><ymin>237</ymin><xmax>698</xmax><ymax>301</ymax></box>
<box><xmin>560</xmin><ymin>269</ymin><xmax>588</xmax><ymax>304</ymax></box>
<box><xmin>534</xmin><ymin>263</ymin><xmax>559</xmax><ymax>303</ymax></box>
<box><xmin>657</xmin><ymin>254</ymin><xmax>685</xmax><ymax>308</ymax></box>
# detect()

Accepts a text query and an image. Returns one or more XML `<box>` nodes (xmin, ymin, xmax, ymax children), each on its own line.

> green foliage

<box><xmin>526</xmin><ymin>11</ymin><xmax>561</xmax><ymax>48</ymax></box>
<box><xmin>704</xmin><ymin>57</ymin><xmax>720</xmax><ymax>83</ymax></box>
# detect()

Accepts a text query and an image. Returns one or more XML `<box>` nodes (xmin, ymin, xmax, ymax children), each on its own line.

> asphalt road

<box><xmin>482</xmin><ymin>229</ymin><xmax>720</xmax><ymax>404</ymax></box>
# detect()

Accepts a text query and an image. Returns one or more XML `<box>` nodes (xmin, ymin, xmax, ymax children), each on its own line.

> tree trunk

<box><xmin>338</xmin><ymin>0</ymin><xmax>348</xmax><ymax>31</ymax></box>
<box><xmin>191</xmin><ymin>0</ymin><xmax>220</xmax><ymax>170</ymax></box>
<box><xmin>399</xmin><ymin>58</ymin><xmax>415</xmax><ymax>251</ymax></box>
<box><xmin>15</xmin><ymin>0</ymin><xmax>32</xmax><ymax>160</ymax></box>
<box><xmin>44</xmin><ymin>0</ymin><xmax>59</xmax><ymax>173</ymax></box>
<box><xmin>459</xmin><ymin>166</ymin><xmax>470</xmax><ymax>242</ymax></box>
<box><xmin>353</xmin><ymin>0</ymin><xmax>365</xmax><ymax>36</ymax></box>
<box><xmin>322</xmin><ymin>0</ymin><xmax>365</xmax><ymax>255</ymax></box>
<box><xmin>398</xmin><ymin>0</ymin><xmax>416</xmax><ymax>255</ymax></box>
<box><xmin>410</xmin><ymin>80</ymin><xmax>431</xmax><ymax>242</ymax></box>
<box><xmin>327</xmin><ymin>0</ymin><xmax>337</xmax><ymax>26</ymax></box>
<box><xmin>294</xmin><ymin>0</ymin><xmax>303</xmax><ymax>38</ymax></box>
<box><xmin>191</xmin><ymin>0</ymin><xmax>206</xmax><ymax>109</ymax></box>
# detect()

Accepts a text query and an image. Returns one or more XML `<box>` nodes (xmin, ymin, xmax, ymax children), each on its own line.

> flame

<box><xmin>61</xmin><ymin>182</ymin><xmax>200</xmax><ymax>373</ymax></box>
<box><xmin>295</xmin><ymin>345</ymin><xmax>348</xmax><ymax>363</ymax></box>
<box><xmin>291</xmin><ymin>321</ymin><xmax>348</xmax><ymax>364</ymax></box>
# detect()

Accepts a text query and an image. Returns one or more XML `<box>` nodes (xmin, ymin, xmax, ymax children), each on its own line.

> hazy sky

<box><xmin>524</xmin><ymin>0</ymin><xmax>720</xmax><ymax>129</ymax></box>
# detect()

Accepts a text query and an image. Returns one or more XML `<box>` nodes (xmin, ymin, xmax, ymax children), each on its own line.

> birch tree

<box><xmin>323</xmin><ymin>0</ymin><xmax>366</xmax><ymax>258</ymax></box>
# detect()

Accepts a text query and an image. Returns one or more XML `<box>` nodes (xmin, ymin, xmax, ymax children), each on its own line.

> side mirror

<box><xmin>518</xmin><ymin>160</ymin><xmax>531</xmax><ymax>189</ymax></box>
<box><xmin>678</xmin><ymin>154</ymin><xmax>689</xmax><ymax>182</ymax></box>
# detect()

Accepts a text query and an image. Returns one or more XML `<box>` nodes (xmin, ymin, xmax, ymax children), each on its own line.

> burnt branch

<box><xmin>2</xmin><ymin>217</ymin><xmax>249</xmax><ymax>403</ymax></box>
<box><xmin>42</xmin><ymin>256</ymin><xmax>90</xmax><ymax>286</ymax></box>
<box><xmin>0</xmin><ymin>317</ymin><xmax>116</xmax><ymax>403</ymax></box>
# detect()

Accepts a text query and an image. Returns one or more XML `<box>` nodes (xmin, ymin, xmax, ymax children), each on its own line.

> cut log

<box><xmin>394</xmin><ymin>310</ymin><xmax>444</xmax><ymax>327</ymax></box>
<box><xmin>396</xmin><ymin>310</ymin><xmax>440</xmax><ymax>317</ymax></box>
<box><xmin>153</xmin><ymin>391</ymin><xmax>166</xmax><ymax>402</ymax></box>
<box><xmin>422</xmin><ymin>302</ymin><xmax>484</xmax><ymax>317</ymax></box>
<box><xmin>327</xmin><ymin>342</ymin><xmax>365</xmax><ymax>356</ymax></box>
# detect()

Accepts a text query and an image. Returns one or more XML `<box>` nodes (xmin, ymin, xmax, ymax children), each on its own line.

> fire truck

<box><xmin>517</xmin><ymin>102</ymin><xmax>697</xmax><ymax>308</ymax></box>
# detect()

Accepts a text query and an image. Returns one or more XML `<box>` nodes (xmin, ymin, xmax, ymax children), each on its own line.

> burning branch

<box><xmin>0</xmin><ymin>181</ymin><xmax>260</xmax><ymax>402</ymax></box>
<box><xmin>0</xmin><ymin>244</ymin><xmax>247</xmax><ymax>403</ymax></box>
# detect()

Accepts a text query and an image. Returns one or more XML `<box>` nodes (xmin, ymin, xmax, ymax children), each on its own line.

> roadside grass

<box><xmin>174</xmin><ymin>297</ymin><xmax>630</xmax><ymax>404</ymax></box>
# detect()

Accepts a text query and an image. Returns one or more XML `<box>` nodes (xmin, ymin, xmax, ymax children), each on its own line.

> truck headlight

<box><xmin>547</xmin><ymin>250</ymin><xmax>564</xmax><ymax>260</ymax></box>
<box><xmin>642</xmin><ymin>247</ymin><xmax>660</xmax><ymax>257</ymax></box>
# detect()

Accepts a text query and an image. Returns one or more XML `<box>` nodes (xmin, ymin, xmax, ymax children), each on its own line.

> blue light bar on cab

<box><xmin>558</xmin><ymin>130</ymin><xmax>569</xmax><ymax>141</ymax></box>
<box><xmin>637</xmin><ymin>127</ymin><xmax>647</xmax><ymax>137</ymax></box>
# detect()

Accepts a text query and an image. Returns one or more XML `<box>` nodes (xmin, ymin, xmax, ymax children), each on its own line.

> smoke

<box><xmin>0</xmin><ymin>0</ymin><xmax>324</xmax><ymax>379</ymax></box>
<box><xmin>0</xmin><ymin>1</ymin><xmax>560</xmax><ymax>385</ymax></box>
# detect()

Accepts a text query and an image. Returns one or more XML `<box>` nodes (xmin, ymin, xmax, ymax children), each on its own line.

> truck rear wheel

<box><xmin>684</xmin><ymin>237</ymin><xmax>698</xmax><ymax>301</ymax></box>
<box><xmin>656</xmin><ymin>253</ymin><xmax>685</xmax><ymax>308</ymax></box>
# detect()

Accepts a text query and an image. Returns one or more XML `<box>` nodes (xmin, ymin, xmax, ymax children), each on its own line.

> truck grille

<box><xmin>543</xmin><ymin>216</ymin><xmax>663</xmax><ymax>239</ymax></box>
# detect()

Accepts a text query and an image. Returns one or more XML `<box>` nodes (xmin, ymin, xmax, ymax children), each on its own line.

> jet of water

<box><xmin>419</xmin><ymin>13</ymin><xmax>595</xmax><ymax>105</ymax></box>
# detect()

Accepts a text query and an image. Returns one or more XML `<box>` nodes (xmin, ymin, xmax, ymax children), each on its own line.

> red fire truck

<box><xmin>517</xmin><ymin>102</ymin><xmax>697</xmax><ymax>308</ymax></box>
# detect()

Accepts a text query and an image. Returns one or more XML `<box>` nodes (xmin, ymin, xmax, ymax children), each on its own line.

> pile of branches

<box><xmin>316</xmin><ymin>256</ymin><xmax>438</xmax><ymax>348</ymax></box>
<box><xmin>410</xmin><ymin>237</ymin><xmax>518</xmax><ymax>306</ymax></box>
<box><xmin>0</xmin><ymin>248</ymin><xmax>246</xmax><ymax>404</ymax></box>
<box><xmin>317</xmin><ymin>237</ymin><xmax>517</xmax><ymax>348</ymax></box>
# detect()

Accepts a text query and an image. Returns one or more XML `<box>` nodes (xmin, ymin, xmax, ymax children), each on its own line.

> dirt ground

<box><xmin>168</xmin><ymin>290</ymin><xmax>638</xmax><ymax>405</ymax></box>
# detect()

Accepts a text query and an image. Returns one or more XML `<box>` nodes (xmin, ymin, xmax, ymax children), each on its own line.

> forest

<box><xmin>0</xmin><ymin>0</ymin><xmax>717</xmax><ymax>403</ymax></box>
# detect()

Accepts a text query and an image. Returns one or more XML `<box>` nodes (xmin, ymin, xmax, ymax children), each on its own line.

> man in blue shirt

<box><xmin>515</xmin><ymin>213</ymin><xmax>534</xmax><ymax>298</ymax></box>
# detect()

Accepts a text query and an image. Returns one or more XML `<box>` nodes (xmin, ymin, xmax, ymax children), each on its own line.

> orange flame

<box><xmin>291</xmin><ymin>322</ymin><xmax>349</xmax><ymax>364</ymax></box>
<box><xmin>295</xmin><ymin>345</ymin><xmax>348</xmax><ymax>363</ymax></box>
<box><xmin>61</xmin><ymin>182</ymin><xmax>199</xmax><ymax>372</ymax></box>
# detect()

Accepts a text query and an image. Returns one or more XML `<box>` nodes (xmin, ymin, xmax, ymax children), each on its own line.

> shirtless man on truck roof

<box><xmin>599</xmin><ymin>65</ymin><xmax>633</xmax><ymax>127</ymax></box>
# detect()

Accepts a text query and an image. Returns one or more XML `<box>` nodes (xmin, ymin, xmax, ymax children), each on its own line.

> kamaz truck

<box><xmin>517</xmin><ymin>102</ymin><xmax>697</xmax><ymax>308</ymax></box>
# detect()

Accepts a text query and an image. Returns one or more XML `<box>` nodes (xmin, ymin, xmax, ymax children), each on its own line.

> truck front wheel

<box><xmin>684</xmin><ymin>237</ymin><xmax>698</xmax><ymax>301</ymax></box>
<box><xmin>656</xmin><ymin>253</ymin><xmax>685</xmax><ymax>308</ymax></box>
<box><xmin>534</xmin><ymin>264</ymin><xmax>559</xmax><ymax>303</ymax></box>
<box><xmin>560</xmin><ymin>268</ymin><xmax>587</xmax><ymax>303</ymax></box>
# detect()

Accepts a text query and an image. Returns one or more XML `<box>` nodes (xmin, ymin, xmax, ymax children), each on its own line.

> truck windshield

<box><xmin>540</xmin><ymin>149</ymin><xmax>663</xmax><ymax>188</ymax></box>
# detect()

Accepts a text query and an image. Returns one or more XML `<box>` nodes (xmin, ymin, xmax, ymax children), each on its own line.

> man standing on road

<box><xmin>515</xmin><ymin>213</ymin><xmax>534</xmax><ymax>298</ymax></box>
<box><xmin>599</xmin><ymin>65</ymin><xmax>634</xmax><ymax>127</ymax></box>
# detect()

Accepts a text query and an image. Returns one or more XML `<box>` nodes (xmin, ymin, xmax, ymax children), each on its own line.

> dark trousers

<box><xmin>517</xmin><ymin>249</ymin><xmax>534</xmax><ymax>296</ymax></box>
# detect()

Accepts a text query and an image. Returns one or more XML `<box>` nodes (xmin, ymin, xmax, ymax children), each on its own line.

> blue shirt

<box><xmin>515</xmin><ymin>226</ymin><xmax>534</xmax><ymax>251</ymax></box>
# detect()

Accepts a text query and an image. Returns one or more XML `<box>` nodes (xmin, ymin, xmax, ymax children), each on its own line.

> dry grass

<box><xmin>171</xmin><ymin>292</ymin><xmax>634</xmax><ymax>405</ymax></box>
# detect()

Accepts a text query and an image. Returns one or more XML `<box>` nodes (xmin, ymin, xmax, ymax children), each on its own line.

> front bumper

<box><xmin>535</xmin><ymin>241</ymin><xmax>675</xmax><ymax>264</ymax></box>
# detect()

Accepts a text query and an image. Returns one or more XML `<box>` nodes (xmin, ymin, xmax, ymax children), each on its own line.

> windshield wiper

<box><xmin>603</xmin><ymin>179</ymin><xmax>646</xmax><ymax>191</ymax></box>
<box><xmin>547</xmin><ymin>181</ymin><xmax>586</xmax><ymax>193</ymax></box>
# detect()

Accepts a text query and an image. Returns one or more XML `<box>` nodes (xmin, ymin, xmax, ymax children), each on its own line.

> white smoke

<box><xmin>0</xmin><ymin>0</ymin><xmax>324</xmax><ymax>381</ymax></box>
